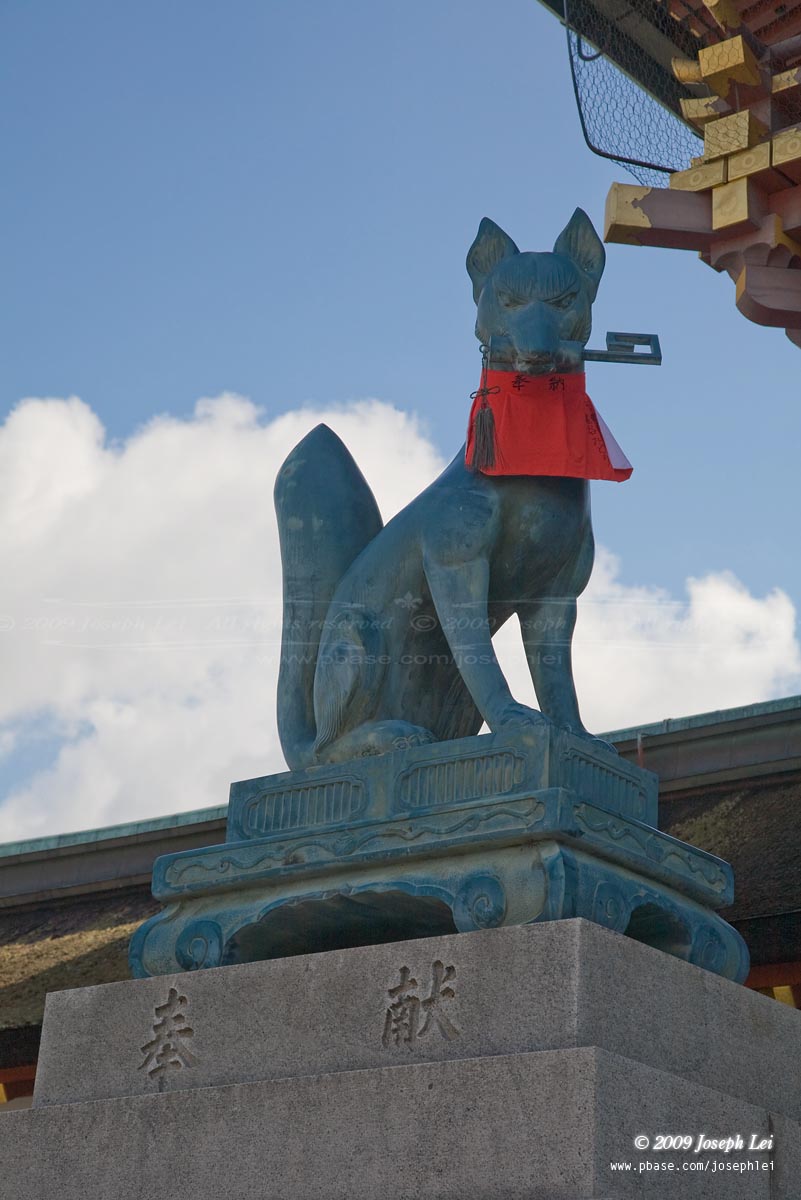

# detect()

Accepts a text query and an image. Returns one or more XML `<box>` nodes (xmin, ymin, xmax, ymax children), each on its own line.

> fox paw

<box><xmin>565</xmin><ymin>725</ymin><xmax>619</xmax><ymax>756</ymax></box>
<box><xmin>494</xmin><ymin>702</ymin><xmax>550</xmax><ymax>732</ymax></box>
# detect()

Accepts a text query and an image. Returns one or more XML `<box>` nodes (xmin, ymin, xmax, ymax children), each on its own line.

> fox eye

<box><xmin>550</xmin><ymin>292</ymin><xmax>576</xmax><ymax>310</ymax></box>
<box><xmin>497</xmin><ymin>291</ymin><xmax>525</xmax><ymax>309</ymax></box>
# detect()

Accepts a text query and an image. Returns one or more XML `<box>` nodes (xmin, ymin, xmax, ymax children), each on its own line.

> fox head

<box><xmin>466</xmin><ymin>208</ymin><xmax>605</xmax><ymax>375</ymax></box>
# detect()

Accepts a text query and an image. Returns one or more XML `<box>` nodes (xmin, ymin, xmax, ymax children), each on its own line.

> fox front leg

<box><xmin>422</xmin><ymin>489</ymin><xmax>548</xmax><ymax>733</ymax></box>
<box><xmin>520</xmin><ymin>595</ymin><xmax>617</xmax><ymax>754</ymax></box>
<box><xmin>519</xmin><ymin>595</ymin><xmax>583</xmax><ymax>730</ymax></box>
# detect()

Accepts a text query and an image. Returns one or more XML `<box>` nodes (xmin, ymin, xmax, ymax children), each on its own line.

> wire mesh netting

<box><xmin>563</xmin><ymin>0</ymin><xmax>801</xmax><ymax>185</ymax></box>
<box><xmin>566</xmin><ymin>21</ymin><xmax>703</xmax><ymax>186</ymax></box>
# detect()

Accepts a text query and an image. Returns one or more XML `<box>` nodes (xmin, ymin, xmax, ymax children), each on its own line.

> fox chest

<box><xmin>487</xmin><ymin>478</ymin><xmax>592</xmax><ymax>598</ymax></box>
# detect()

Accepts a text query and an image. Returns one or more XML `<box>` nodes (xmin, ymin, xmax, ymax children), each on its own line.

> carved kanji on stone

<box><xmin>139</xmin><ymin>986</ymin><xmax>197</xmax><ymax>1088</ymax></box>
<box><xmin>381</xmin><ymin>960</ymin><xmax>459</xmax><ymax>1048</ymax></box>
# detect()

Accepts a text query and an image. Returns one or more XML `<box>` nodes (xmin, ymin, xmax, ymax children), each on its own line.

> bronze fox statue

<box><xmin>275</xmin><ymin>208</ymin><xmax>616</xmax><ymax>769</ymax></box>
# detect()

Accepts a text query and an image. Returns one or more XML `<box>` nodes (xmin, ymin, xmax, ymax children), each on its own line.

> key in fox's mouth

<box><xmin>512</xmin><ymin>345</ymin><xmax>585</xmax><ymax>375</ymax></box>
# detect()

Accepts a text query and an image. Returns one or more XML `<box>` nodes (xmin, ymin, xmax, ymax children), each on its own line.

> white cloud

<box><xmin>0</xmin><ymin>393</ymin><xmax>798</xmax><ymax>841</ymax></box>
<box><xmin>495</xmin><ymin>551</ymin><xmax>801</xmax><ymax>732</ymax></box>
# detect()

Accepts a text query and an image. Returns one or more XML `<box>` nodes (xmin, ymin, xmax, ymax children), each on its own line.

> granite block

<box><xmin>766</xmin><ymin>1110</ymin><xmax>800</xmax><ymax>1198</ymax></box>
<box><xmin>34</xmin><ymin>919</ymin><xmax>801</xmax><ymax>1119</ymax></box>
<box><xmin>2</xmin><ymin>1047</ymin><xmax>784</xmax><ymax>1200</ymax></box>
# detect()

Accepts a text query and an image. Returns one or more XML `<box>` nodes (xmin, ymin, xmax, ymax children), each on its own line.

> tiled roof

<box><xmin>0</xmin><ymin>888</ymin><xmax>158</xmax><ymax>1033</ymax></box>
<box><xmin>662</xmin><ymin>774</ymin><xmax>801</xmax><ymax>923</ymax></box>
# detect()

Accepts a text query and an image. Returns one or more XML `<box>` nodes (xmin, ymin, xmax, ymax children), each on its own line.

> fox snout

<box><xmin>501</xmin><ymin>305</ymin><xmax>585</xmax><ymax>374</ymax></box>
<box><xmin>466</xmin><ymin>209</ymin><xmax>606</xmax><ymax>374</ymax></box>
<box><xmin>474</xmin><ymin>301</ymin><xmax>590</xmax><ymax>375</ymax></box>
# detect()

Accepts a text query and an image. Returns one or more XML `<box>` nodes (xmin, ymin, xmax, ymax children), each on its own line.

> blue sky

<box><xmin>4</xmin><ymin>0</ymin><xmax>799</xmax><ymax>597</ymax></box>
<box><xmin>1</xmin><ymin>0</ymin><xmax>800</xmax><ymax>837</ymax></box>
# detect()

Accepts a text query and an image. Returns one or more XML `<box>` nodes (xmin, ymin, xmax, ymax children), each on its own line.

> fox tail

<box><xmin>274</xmin><ymin>424</ymin><xmax>383</xmax><ymax>769</ymax></box>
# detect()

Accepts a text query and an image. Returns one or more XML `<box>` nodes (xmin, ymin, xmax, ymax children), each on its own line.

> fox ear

<box><xmin>466</xmin><ymin>218</ymin><xmax>519</xmax><ymax>304</ymax></box>
<box><xmin>553</xmin><ymin>208</ymin><xmax>605</xmax><ymax>299</ymax></box>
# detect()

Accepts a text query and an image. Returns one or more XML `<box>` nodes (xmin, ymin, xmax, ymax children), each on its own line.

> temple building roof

<box><xmin>0</xmin><ymin>890</ymin><xmax>159</xmax><ymax>1065</ymax></box>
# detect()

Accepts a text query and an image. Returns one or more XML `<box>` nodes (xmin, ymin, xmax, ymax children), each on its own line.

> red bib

<box><xmin>465</xmin><ymin>369</ymin><xmax>632</xmax><ymax>482</ymax></box>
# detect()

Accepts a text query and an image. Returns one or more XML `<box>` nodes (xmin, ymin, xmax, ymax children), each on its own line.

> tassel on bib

<box><xmin>470</xmin><ymin>394</ymin><xmax>497</xmax><ymax>469</ymax></box>
<box><xmin>468</xmin><ymin>346</ymin><xmax>501</xmax><ymax>470</ymax></box>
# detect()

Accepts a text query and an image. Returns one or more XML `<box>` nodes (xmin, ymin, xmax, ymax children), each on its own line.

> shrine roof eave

<box><xmin>535</xmin><ymin>0</ymin><xmax>707</xmax><ymax>121</ymax></box>
<box><xmin>534</xmin><ymin>0</ymin><xmax>801</xmax><ymax>125</ymax></box>
<box><xmin>0</xmin><ymin>805</ymin><xmax>227</xmax><ymax>910</ymax></box>
<box><xmin>607</xmin><ymin>694</ymin><xmax>801</xmax><ymax>794</ymax></box>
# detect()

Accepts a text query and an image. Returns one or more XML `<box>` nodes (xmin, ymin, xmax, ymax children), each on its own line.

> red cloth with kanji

<box><xmin>465</xmin><ymin>368</ymin><xmax>632</xmax><ymax>481</ymax></box>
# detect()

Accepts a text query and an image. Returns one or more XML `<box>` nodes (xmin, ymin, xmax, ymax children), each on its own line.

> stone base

<box><xmin>4</xmin><ymin>921</ymin><xmax>800</xmax><ymax>1198</ymax></box>
<box><xmin>129</xmin><ymin>729</ymin><xmax>747</xmax><ymax>982</ymax></box>
<box><xmin>3</xmin><ymin>1048</ymin><xmax>794</xmax><ymax>1199</ymax></box>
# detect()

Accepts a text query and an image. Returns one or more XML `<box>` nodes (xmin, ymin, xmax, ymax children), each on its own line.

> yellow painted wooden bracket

<box><xmin>672</xmin><ymin>56</ymin><xmax>703</xmax><ymax>84</ymax></box>
<box><xmin>670</xmin><ymin>160</ymin><xmax>727</xmax><ymax>192</ymax></box>
<box><xmin>773</xmin><ymin>127</ymin><xmax>801</xmax><ymax>184</ymax></box>
<box><xmin>698</xmin><ymin>36</ymin><xmax>761</xmax><ymax>98</ymax></box>
<box><xmin>772</xmin><ymin>68</ymin><xmax>801</xmax><ymax>96</ymax></box>
<box><xmin>712</xmin><ymin>177</ymin><xmax>768</xmax><ymax>233</ymax></box>
<box><xmin>702</xmin><ymin>0</ymin><xmax>741</xmax><ymax>33</ymax></box>
<box><xmin>724</xmin><ymin>144</ymin><xmax>788</xmax><ymax>193</ymax></box>
<box><xmin>680</xmin><ymin>97</ymin><xmax>732</xmax><ymax>129</ymax></box>
<box><xmin>704</xmin><ymin>111</ymin><xmax>768</xmax><ymax>161</ymax></box>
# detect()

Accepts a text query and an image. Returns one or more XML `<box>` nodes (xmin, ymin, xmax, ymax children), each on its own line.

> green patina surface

<box><xmin>129</xmin><ymin>726</ymin><xmax>749</xmax><ymax>984</ymax></box>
